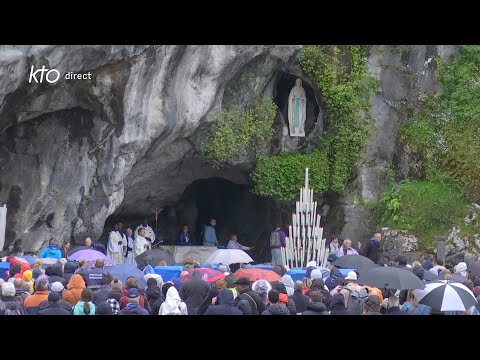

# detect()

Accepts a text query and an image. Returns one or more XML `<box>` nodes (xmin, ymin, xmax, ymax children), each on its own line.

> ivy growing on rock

<box><xmin>251</xmin><ymin>45</ymin><xmax>378</xmax><ymax>200</ymax></box>
<box><xmin>201</xmin><ymin>98</ymin><xmax>277</xmax><ymax>168</ymax></box>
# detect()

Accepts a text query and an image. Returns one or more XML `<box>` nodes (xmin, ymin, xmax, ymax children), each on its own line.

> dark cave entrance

<box><xmin>273</xmin><ymin>72</ymin><xmax>320</xmax><ymax>137</ymax></box>
<box><xmin>103</xmin><ymin>177</ymin><xmax>292</xmax><ymax>263</ymax></box>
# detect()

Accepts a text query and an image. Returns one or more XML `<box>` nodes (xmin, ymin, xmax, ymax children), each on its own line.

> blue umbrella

<box><xmin>105</xmin><ymin>264</ymin><xmax>146</xmax><ymax>289</ymax></box>
<box><xmin>20</xmin><ymin>255</ymin><xmax>36</xmax><ymax>266</ymax></box>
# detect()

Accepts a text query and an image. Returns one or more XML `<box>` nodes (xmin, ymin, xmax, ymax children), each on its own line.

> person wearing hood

<box><xmin>412</xmin><ymin>265</ymin><xmax>427</xmax><ymax>284</ymax></box>
<box><xmin>179</xmin><ymin>269</ymin><xmax>210</xmax><ymax>315</ymax></box>
<box><xmin>46</xmin><ymin>266</ymin><xmax>67</xmax><ymax>289</ymax></box>
<box><xmin>252</xmin><ymin>279</ymin><xmax>272</xmax><ymax>305</ymax></box>
<box><xmin>38</xmin><ymin>291</ymin><xmax>71</xmax><ymax>315</ymax></box>
<box><xmin>281</xmin><ymin>275</ymin><xmax>295</xmax><ymax>296</ymax></box>
<box><xmin>22</xmin><ymin>270</ymin><xmax>34</xmax><ymax>294</ymax></box>
<box><xmin>363</xmin><ymin>294</ymin><xmax>383</xmax><ymax>315</ymax></box>
<box><xmin>290</xmin><ymin>281</ymin><xmax>310</xmax><ymax>314</ymax></box>
<box><xmin>96</xmin><ymin>302</ymin><xmax>114</xmax><ymax>315</ymax></box>
<box><xmin>307</xmin><ymin>278</ymin><xmax>331</xmax><ymax>308</ymax></box>
<box><xmin>118</xmin><ymin>288</ymin><xmax>149</xmax><ymax>315</ymax></box>
<box><xmin>39</xmin><ymin>238</ymin><xmax>62</xmax><ymax>259</ymax></box>
<box><xmin>302</xmin><ymin>291</ymin><xmax>330</xmax><ymax>315</ymax></box>
<box><xmin>328</xmin><ymin>291</ymin><xmax>348</xmax><ymax>315</ymax></box>
<box><xmin>361</xmin><ymin>233</ymin><xmax>382</xmax><ymax>264</ymax></box>
<box><xmin>92</xmin><ymin>274</ymin><xmax>114</xmax><ymax>306</ymax></box>
<box><xmin>204</xmin><ymin>289</ymin><xmax>243</xmax><ymax>315</ymax></box>
<box><xmin>272</xmin><ymin>282</ymin><xmax>296</xmax><ymax>315</ymax></box>
<box><xmin>325</xmin><ymin>268</ymin><xmax>345</xmax><ymax>291</ymax></box>
<box><xmin>196</xmin><ymin>287</ymin><xmax>220</xmax><ymax>315</ymax></box>
<box><xmin>62</xmin><ymin>274</ymin><xmax>86</xmax><ymax>306</ymax></box>
<box><xmin>62</xmin><ymin>262</ymin><xmax>77</xmax><ymax>284</ymax></box>
<box><xmin>144</xmin><ymin>277</ymin><xmax>163</xmax><ymax>314</ymax></box>
<box><xmin>455</xmin><ymin>262</ymin><xmax>468</xmax><ymax>279</ymax></box>
<box><xmin>262</xmin><ymin>289</ymin><xmax>290</xmax><ymax>315</ymax></box>
<box><xmin>159</xmin><ymin>286</ymin><xmax>188</xmax><ymax>315</ymax></box>
<box><xmin>224</xmin><ymin>274</ymin><xmax>238</xmax><ymax>299</ymax></box>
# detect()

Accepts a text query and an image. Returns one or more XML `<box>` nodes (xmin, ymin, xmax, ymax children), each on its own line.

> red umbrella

<box><xmin>234</xmin><ymin>268</ymin><xmax>281</xmax><ymax>283</ymax></box>
<box><xmin>182</xmin><ymin>268</ymin><xmax>226</xmax><ymax>283</ymax></box>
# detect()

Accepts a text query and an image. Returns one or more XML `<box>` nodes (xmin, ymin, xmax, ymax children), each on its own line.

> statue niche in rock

<box><xmin>288</xmin><ymin>78</ymin><xmax>306</xmax><ymax>137</ymax></box>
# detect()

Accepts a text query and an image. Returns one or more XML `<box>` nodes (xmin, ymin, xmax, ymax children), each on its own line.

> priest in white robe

<box><xmin>134</xmin><ymin>227</ymin><xmax>151</xmax><ymax>264</ymax></box>
<box><xmin>107</xmin><ymin>223</ymin><xmax>124</xmax><ymax>265</ymax></box>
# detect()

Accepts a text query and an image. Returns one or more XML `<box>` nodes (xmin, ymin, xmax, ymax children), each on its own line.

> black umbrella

<box><xmin>467</xmin><ymin>261</ymin><xmax>480</xmax><ymax>277</ymax></box>
<box><xmin>358</xmin><ymin>266</ymin><xmax>425</xmax><ymax>290</ymax></box>
<box><xmin>135</xmin><ymin>248</ymin><xmax>175</xmax><ymax>266</ymax></box>
<box><xmin>412</xmin><ymin>281</ymin><xmax>477</xmax><ymax>311</ymax></box>
<box><xmin>450</xmin><ymin>273</ymin><xmax>468</xmax><ymax>283</ymax></box>
<box><xmin>333</xmin><ymin>254</ymin><xmax>376</xmax><ymax>272</ymax></box>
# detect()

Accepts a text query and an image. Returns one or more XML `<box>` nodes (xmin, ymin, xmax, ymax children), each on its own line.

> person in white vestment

<box><xmin>134</xmin><ymin>228</ymin><xmax>151</xmax><ymax>264</ymax></box>
<box><xmin>107</xmin><ymin>223</ymin><xmax>124</xmax><ymax>265</ymax></box>
<box><xmin>135</xmin><ymin>219</ymin><xmax>156</xmax><ymax>244</ymax></box>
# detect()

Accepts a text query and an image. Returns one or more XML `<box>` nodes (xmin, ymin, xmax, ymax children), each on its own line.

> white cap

<box><xmin>345</xmin><ymin>271</ymin><xmax>357</xmax><ymax>281</ymax></box>
<box><xmin>307</xmin><ymin>261</ymin><xmax>317</xmax><ymax>268</ymax></box>
<box><xmin>51</xmin><ymin>282</ymin><xmax>65</xmax><ymax>292</ymax></box>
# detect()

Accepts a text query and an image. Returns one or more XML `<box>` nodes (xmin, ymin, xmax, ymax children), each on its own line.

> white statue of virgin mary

<box><xmin>288</xmin><ymin>78</ymin><xmax>307</xmax><ymax>137</ymax></box>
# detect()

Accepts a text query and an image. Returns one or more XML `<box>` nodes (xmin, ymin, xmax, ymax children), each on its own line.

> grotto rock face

<box><xmin>0</xmin><ymin>44</ymin><xmax>462</xmax><ymax>258</ymax></box>
<box><xmin>338</xmin><ymin>45</ymin><xmax>458</xmax><ymax>245</ymax></box>
<box><xmin>0</xmin><ymin>45</ymin><xmax>304</xmax><ymax>251</ymax></box>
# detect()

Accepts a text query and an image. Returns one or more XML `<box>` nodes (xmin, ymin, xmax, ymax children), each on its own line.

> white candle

<box><xmin>305</xmin><ymin>168</ymin><xmax>309</xmax><ymax>190</ymax></box>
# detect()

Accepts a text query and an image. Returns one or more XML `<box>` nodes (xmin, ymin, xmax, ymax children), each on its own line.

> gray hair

<box><xmin>343</xmin><ymin>239</ymin><xmax>352</xmax><ymax>245</ymax></box>
<box><xmin>13</xmin><ymin>278</ymin><xmax>24</xmax><ymax>289</ymax></box>
<box><xmin>1</xmin><ymin>282</ymin><xmax>15</xmax><ymax>297</ymax></box>
<box><xmin>218</xmin><ymin>265</ymin><xmax>228</xmax><ymax>273</ymax></box>
<box><xmin>35</xmin><ymin>278</ymin><xmax>49</xmax><ymax>291</ymax></box>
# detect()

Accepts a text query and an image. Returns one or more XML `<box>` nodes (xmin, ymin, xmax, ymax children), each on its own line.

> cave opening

<box><xmin>273</xmin><ymin>72</ymin><xmax>320</xmax><ymax>137</ymax></box>
<box><xmin>103</xmin><ymin>177</ymin><xmax>292</xmax><ymax>263</ymax></box>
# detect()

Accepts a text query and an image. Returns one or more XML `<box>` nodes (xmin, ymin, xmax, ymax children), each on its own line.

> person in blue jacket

<box><xmin>202</xmin><ymin>218</ymin><xmax>218</xmax><ymax>246</ymax></box>
<box><xmin>39</xmin><ymin>238</ymin><xmax>62</xmax><ymax>259</ymax></box>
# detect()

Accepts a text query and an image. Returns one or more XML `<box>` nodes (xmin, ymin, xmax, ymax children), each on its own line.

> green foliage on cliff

<box><xmin>378</xmin><ymin>180</ymin><xmax>476</xmax><ymax>251</ymax></box>
<box><xmin>201</xmin><ymin>98</ymin><xmax>277</xmax><ymax>168</ymax></box>
<box><xmin>401</xmin><ymin>45</ymin><xmax>480</xmax><ymax>202</ymax></box>
<box><xmin>251</xmin><ymin>45</ymin><xmax>378</xmax><ymax>200</ymax></box>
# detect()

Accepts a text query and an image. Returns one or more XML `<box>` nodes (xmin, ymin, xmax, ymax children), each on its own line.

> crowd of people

<box><xmin>0</xmin><ymin>248</ymin><xmax>479</xmax><ymax>315</ymax></box>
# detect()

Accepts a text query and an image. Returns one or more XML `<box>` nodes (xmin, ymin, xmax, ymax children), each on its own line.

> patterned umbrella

<box><xmin>413</xmin><ymin>280</ymin><xmax>478</xmax><ymax>311</ymax></box>
<box><xmin>69</xmin><ymin>249</ymin><xmax>107</xmax><ymax>262</ymax></box>
<box><xmin>234</xmin><ymin>268</ymin><xmax>281</xmax><ymax>283</ymax></box>
<box><xmin>181</xmin><ymin>268</ymin><xmax>226</xmax><ymax>283</ymax></box>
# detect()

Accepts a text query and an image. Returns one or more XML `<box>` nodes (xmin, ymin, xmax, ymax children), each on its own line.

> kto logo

<box><xmin>28</xmin><ymin>65</ymin><xmax>60</xmax><ymax>84</ymax></box>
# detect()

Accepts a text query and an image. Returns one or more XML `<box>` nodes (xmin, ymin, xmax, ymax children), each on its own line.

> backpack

<box><xmin>345</xmin><ymin>288</ymin><xmax>367</xmax><ymax>315</ymax></box>
<box><xmin>270</xmin><ymin>231</ymin><xmax>281</xmax><ymax>248</ymax></box>
<box><xmin>0</xmin><ymin>298</ymin><xmax>24</xmax><ymax>315</ymax></box>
